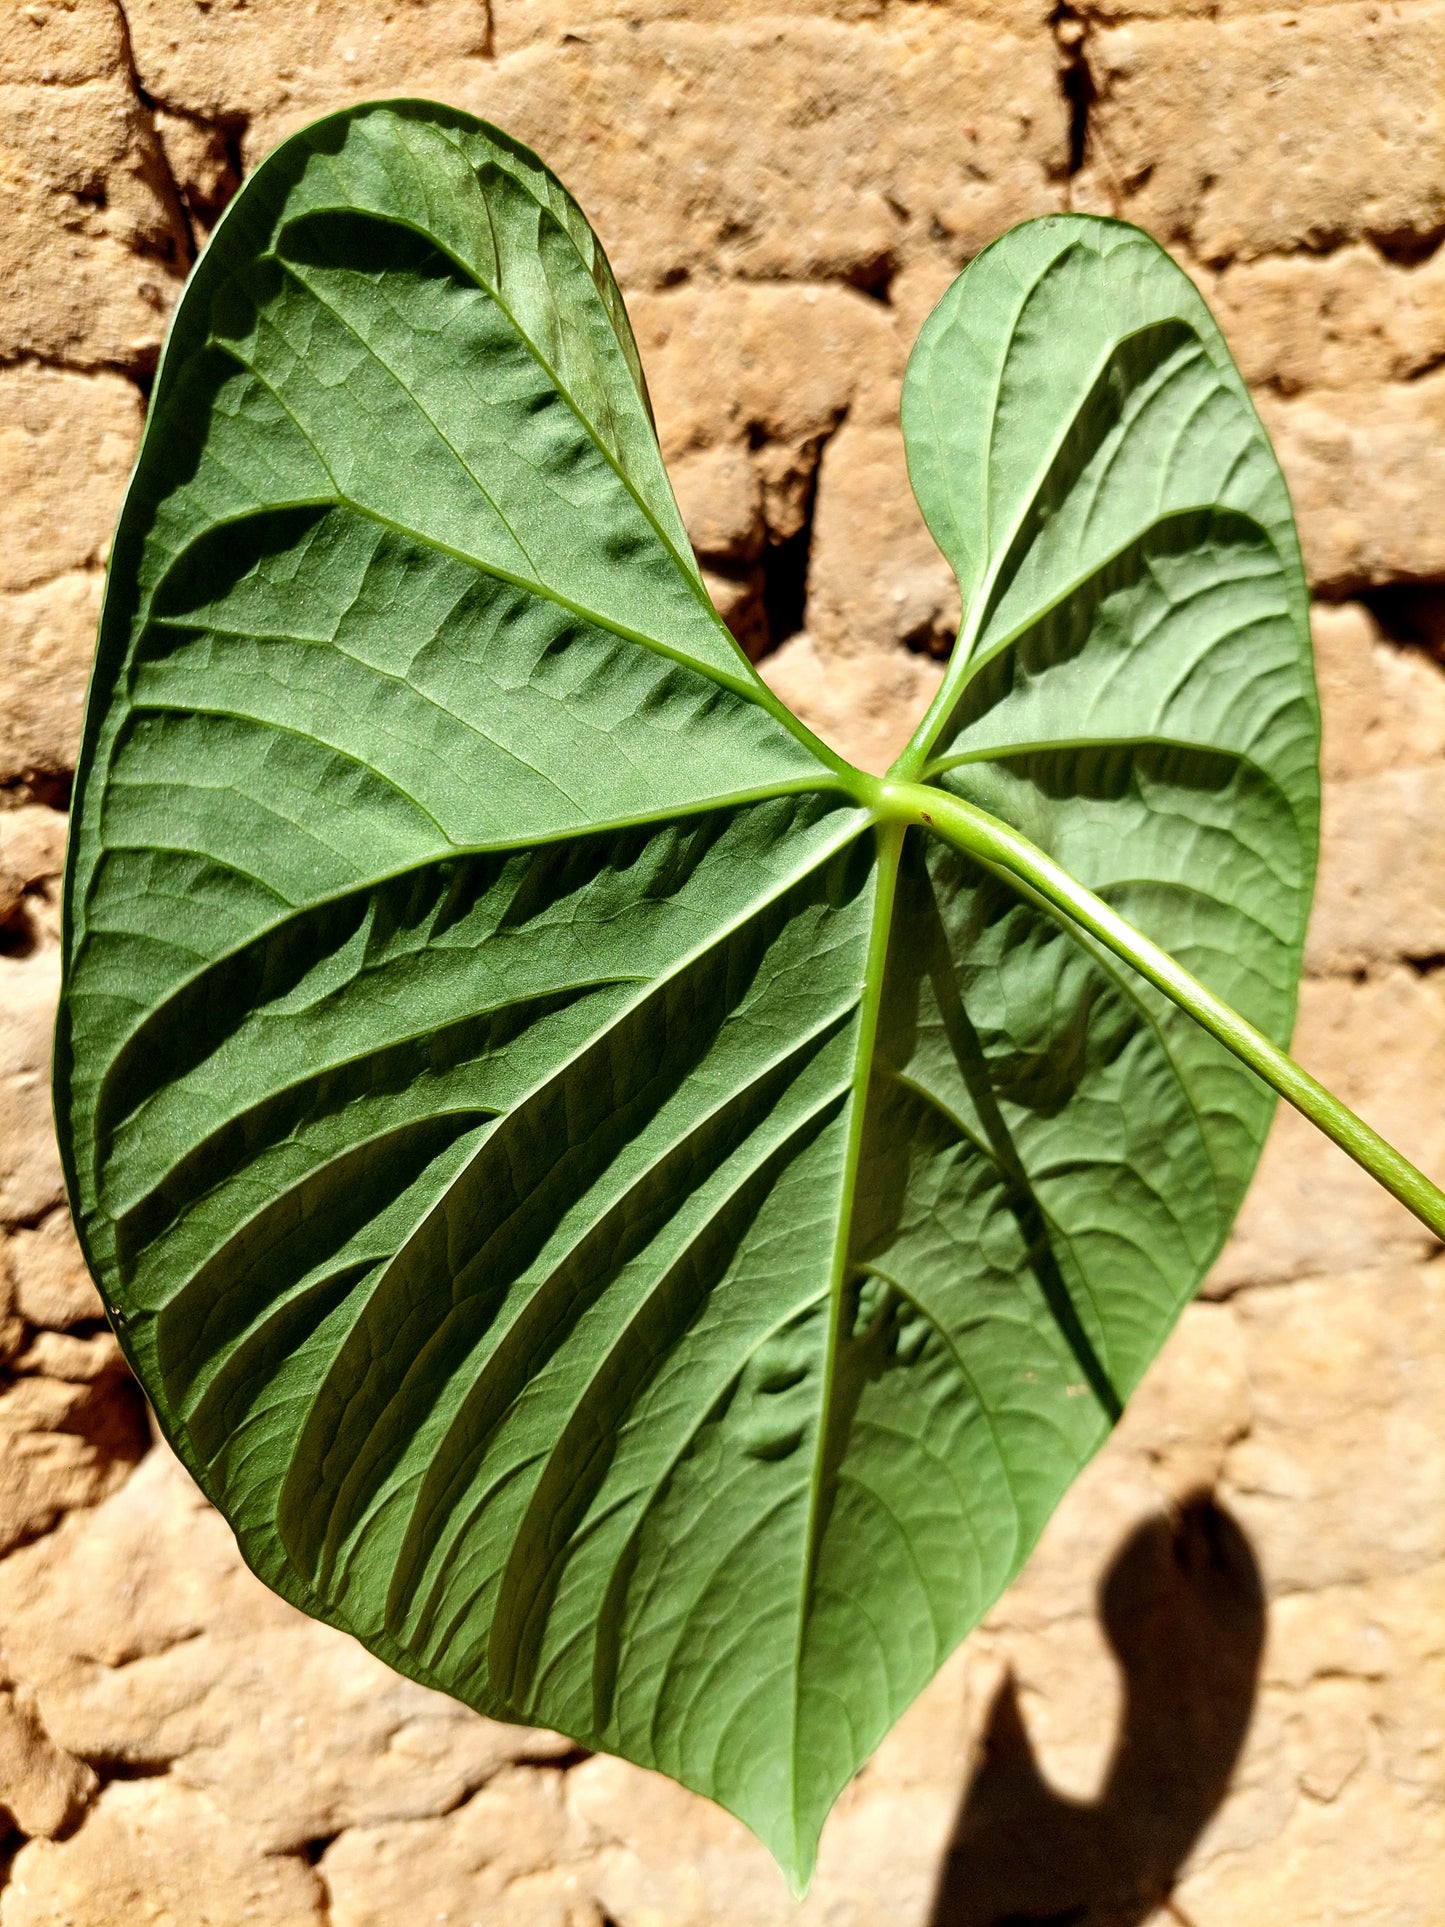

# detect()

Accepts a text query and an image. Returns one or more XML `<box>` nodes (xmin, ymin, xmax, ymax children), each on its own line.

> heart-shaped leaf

<box><xmin>57</xmin><ymin>103</ymin><xmax>1317</xmax><ymax>1887</ymax></box>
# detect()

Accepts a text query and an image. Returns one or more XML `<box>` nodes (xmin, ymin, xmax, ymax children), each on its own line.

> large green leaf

<box><xmin>57</xmin><ymin>103</ymin><xmax>1317</xmax><ymax>1887</ymax></box>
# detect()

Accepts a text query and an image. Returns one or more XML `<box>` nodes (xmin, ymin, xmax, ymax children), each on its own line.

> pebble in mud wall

<box><xmin>2</xmin><ymin>2</ymin><xmax>1444</xmax><ymax>1920</ymax></box>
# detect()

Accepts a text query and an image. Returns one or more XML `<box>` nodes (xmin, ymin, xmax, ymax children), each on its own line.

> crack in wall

<box><xmin>112</xmin><ymin>0</ymin><xmax>249</xmax><ymax>259</ymax></box>
<box><xmin>1051</xmin><ymin>3</ymin><xmax>1099</xmax><ymax>201</ymax></box>
<box><xmin>757</xmin><ymin>412</ymin><xmax>845</xmax><ymax>657</ymax></box>
<box><xmin>110</xmin><ymin>0</ymin><xmax>195</xmax><ymax>273</ymax></box>
<box><xmin>148</xmin><ymin>100</ymin><xmax>249</xmax><ymax>239</ymax></box>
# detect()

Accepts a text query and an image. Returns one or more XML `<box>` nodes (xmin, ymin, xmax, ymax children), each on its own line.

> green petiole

<box><xmin>857</xmin><ymin>772</ymin><xmax>1445</xmax><ymax>1247</ymax></box>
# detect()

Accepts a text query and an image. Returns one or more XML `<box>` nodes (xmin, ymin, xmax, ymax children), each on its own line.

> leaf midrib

<box><xmin>784</xmin><ymin>817</ymin><xmax>904</xmax><ymax>1870</ymax></box>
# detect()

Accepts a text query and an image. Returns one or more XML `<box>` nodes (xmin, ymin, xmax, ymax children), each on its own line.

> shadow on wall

<box><xmin>929</xmin><ymin>1494</ymin><xmax>1265</xmax><ymax>1927</ymax></box>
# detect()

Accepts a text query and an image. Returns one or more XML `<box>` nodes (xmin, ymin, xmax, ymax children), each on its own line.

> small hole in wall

<box><xmin>1372</xmin><ymin>226</ymin><xmax>1445</xmax><ymax>269</ymax></box>
<box><xmin>1358</xmin><ymin>582</ymin><xmax>1445</xmax><ymax>660</ymax></box>
<box><xmin>5</xmin><ymin>768</ymin><xmax>73</xmax><ymax>812</ymax></box>
<box><xmin>90</xmin><ymin>1757</ymin><xmax>171</xmax><ymax>1784</ymax></box>
<box><xmin>900</xmin><ymin>609</ymin><xmax>960</xmax><ymax>661</ymax></box>
<box><xmin>0</xmin><ymin>900</ymin><xmax>39</xmax><ymax>960</ymax></box>
<box><xmin>66</xmin><ymin>1318</ymin><xmax>116</xmax><ymax>1343</ymax></box>
<box><xmin>845</xmin><ymin>248</ymin><xmax>897</xmax><ymax>306</ymax></box>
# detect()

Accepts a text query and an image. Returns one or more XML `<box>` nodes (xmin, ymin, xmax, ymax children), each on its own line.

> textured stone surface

<box><xmin>1</xmin><ymin>1</ymin><xmax>1443</xmax><ymax>1920</ymax></box>
<box><xmin>0</xmin><ymin>0</ymin><xmax>190</xmax><ymax>369</ymax></box>
<box><xmin>4</xmin><ymin>1211</ymin><xmax>104</xmax><ymax>1333</ymax></box>
<box><xmin>474</xmin><ymin>15</ymin><xmax>1064</xmax><ymax>289</ymax></box>
<box><xmin>0</xmin><ymin>946</ymin><xmax>66</xmax><ymax>1229</ymax></box>
<box><xmin>1</xmin><ymin>1778</ymin><xmax>326</xmax><ymax>1927</ymax></box>
<box><xmin>1312</xmin><ymin>601</ymin><xmax>1445</xmax><ymax>786</ymax></box>
<box><xmin>1204</xmin><ymin>244</ymin><xmax>1445</xmax><ymax>396</ymax></box>
<box><xmin>0</xmin><ymin>367</ymin><xmax>142</xmax><ymax>597</ymax></box>
<box><xmin>1078</xmin><ymin>4</ymin><xmax>1445</xmax><ymax>264</ymax></box>
<box><xmin>632</xmin><ymin>281</ymin><xmax>897</xmax><ymax>463</ymax></box>
<box><xmin>0</xmin><ymin>367</ymin><xmax>142</xmax><ymax>787</ymax></box>
<box><xmin>0</xmin><ymin>1368</ymin><xmax>147</xmax><ymax>1560</ymax></box>
<box><xmin>0</xmin><ymin>808</ymin><xmax>66</xmax><ymax>927</ymax></box>
<box><xmin>322</xmin><ymin>1767</ymin><xmax>600</xmax><ymax>1927</ymax></box>
<box><xmin>1223</xmin><ymin>1261</ymin><xmax>1445</xmax><ymax>1593</ymax></box>
<box><xmin>761</xmin><ymin>634</ymin><xmax>944</xmax><ymax>776</ymax></box>
<box><xmin>120</xmin><ymin>0</ymin><xmax>494</xmax><ymax>161</ymax></box>
<box><xmin>806</xmin><ymin>419</ymin><xmax>961</xmax><ymax>657</ymax></box>
<box><xmin>1075</xmin><ymin>2</ymin><xmax>1445</xmax><ymax>597</ymax></box>
<box><xmin>0</xmin><ymin>1682</ymin><xmax>96</xmax><ymax>1840</ymax></box>
<box><xmin>0</xmin><ymin>573</ymin><xmax>105</xmax><ymax>786</ymax></box>
<box><xmin>0</xmin><ymin>1449</ymin><xmax>577</xmax><ymax>1854</ymax></box>
<box><xmin>1258</xmin><ymin>372</ymin><xmax>1445</xmax><ymax>591</ymax></box>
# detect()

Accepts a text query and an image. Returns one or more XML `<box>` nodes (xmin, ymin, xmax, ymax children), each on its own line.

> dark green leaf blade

<box><xmin>59</xmin><ymin>115</ymin><xmax>1318</xmax><ymax>1895</ymax></box>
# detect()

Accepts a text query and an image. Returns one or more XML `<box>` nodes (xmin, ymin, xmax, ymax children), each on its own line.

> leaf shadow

<box><xmin>929</xmin><ymin>1493</ymin><xmax>1264</xmax><ymax>1927</ymax></box>
<box><xmin>917</xmin><ymin>859</ymin><xmax>1122</xmax><ymax>1422</ymax></box>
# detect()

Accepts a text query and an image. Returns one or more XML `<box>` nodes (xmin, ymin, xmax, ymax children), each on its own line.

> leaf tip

<box><xmin>775</xmin><ymin>1816</ymin><xmax>821</xmax><ymax>1901</ymax></box>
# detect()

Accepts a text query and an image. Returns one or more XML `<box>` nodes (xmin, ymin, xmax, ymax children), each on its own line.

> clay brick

<box><xmin>0</xmin><ymin>807</ymin><xmax>67</xmax><ymax>926</ymax></box>
<box><xmin>1312</xmin><ymin>601</ymin><xmax>1445</xmax><ymax>785</ymax></box>
<box><xmin>4</xmin><ymin>1210</ymin><xmax>104</xmax><ymax>1331</ymax></box>
<box><xmin>321</xmin><ymin>1768</ymin><xmax>596</xmax><ymax>1927</ymax></box>
<box><xmin>0</xmin><ymin>571</ymin><xmax>101</xmax><ymax>785</ymax></box>
<box><xmin>0</xmin><ymin>0</ymin><xmax>190</xmax><ymax>368</ymax></box>
<box><xmin>0</xmin><ymin>1368</ymin><xmax>147</xmax><ymax>1558</ymax></box>
<box><xmin>761</xmin><ymin>634</ymin><xmax>943</xmax><ymax>775</ymax></box>
<box><xmin>1225</xmin><ymin>1260</ymin><xmax>1445</xmax><ymax>1590</ymax></box>
<box><xmin>1309</xmin><ymin>762</ymin><xmax>1445</xmax><ymax>976</ymax></box>
<box><xmin>493</xmin><ymin>0</ymin><xmax>1055</xmax><ymax>53</ymax></box>
<box><xmin>0</xmin><ymin>366</ymin><xmax>142</xmax><ymax>595</ymax></box>
<box><xmin>0</xmin><ymin>1685</ymin><xmax>96</xmax><ymax>1841</ymax></box>
<box><xmin>805</xmin><ymin>417</ymin><xmax>959</xmax><ymax>657</ymax></box>
<box><xmin>1080</xmin><ymin>4</ymin><xmax>1445</xmax><ymax>263</ymax></box>
<box><xmin>121</xmin><ymin>0</ymin><xmax>494</xmax><ymax>156</ymax></box>
<box><xmin>0</xmin><ymin>946</ymin><xmax>66</xmax><ymax>1229</ymax></box>
<box><xmin>670</xmin><ymin>441</ymin><xmax>765</xmax><ymax>563</ymax></box>
<box><xmin>634</xmin><ymin>281</ymin><xmax>891</xmax><ymax>442</ymax></box>
<box><xmin>1259</xmin><ymin>369</ymin><xmax>1445</xmax><ymax>590</ymax></box>
<box><xmin>1</xmin><ymin>1778</ymin><xmax>326</xmax><ymax>1927</ymax></box>
<box><xmin>1206</xmin><ymin>244</ymin><xmax>1445</xmax><ymax>395</ymax></box>
<box><xmin>474</xmin><ymin>16</ymin><xmax>1064</xmax><ymax>288</ymax></box>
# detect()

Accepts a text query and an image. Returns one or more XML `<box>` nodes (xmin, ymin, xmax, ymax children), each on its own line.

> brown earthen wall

<box><xmin>2</xmin><ymin>3</ymin><xmax>1444</xmax><ymax>1920</ymax></box>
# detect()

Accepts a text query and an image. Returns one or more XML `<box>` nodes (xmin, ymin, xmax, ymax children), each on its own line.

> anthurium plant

<box><xmin>54</xmin><ymin>100</ymin><xmax>1445</xmax><ymax>1890</ymax></box>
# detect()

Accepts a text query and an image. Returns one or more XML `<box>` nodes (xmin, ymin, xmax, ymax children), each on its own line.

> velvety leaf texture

<box><xmin>57</xmin><ymin>104</ymin><xmax>1318</xmax><ymax>1887</ymax></box>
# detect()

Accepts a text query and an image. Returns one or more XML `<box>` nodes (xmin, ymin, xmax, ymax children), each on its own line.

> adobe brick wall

<box><xmin>1</xmin><ymin>4</ymin><xmax>1443</xmax><ymax>1920</ymax></box>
